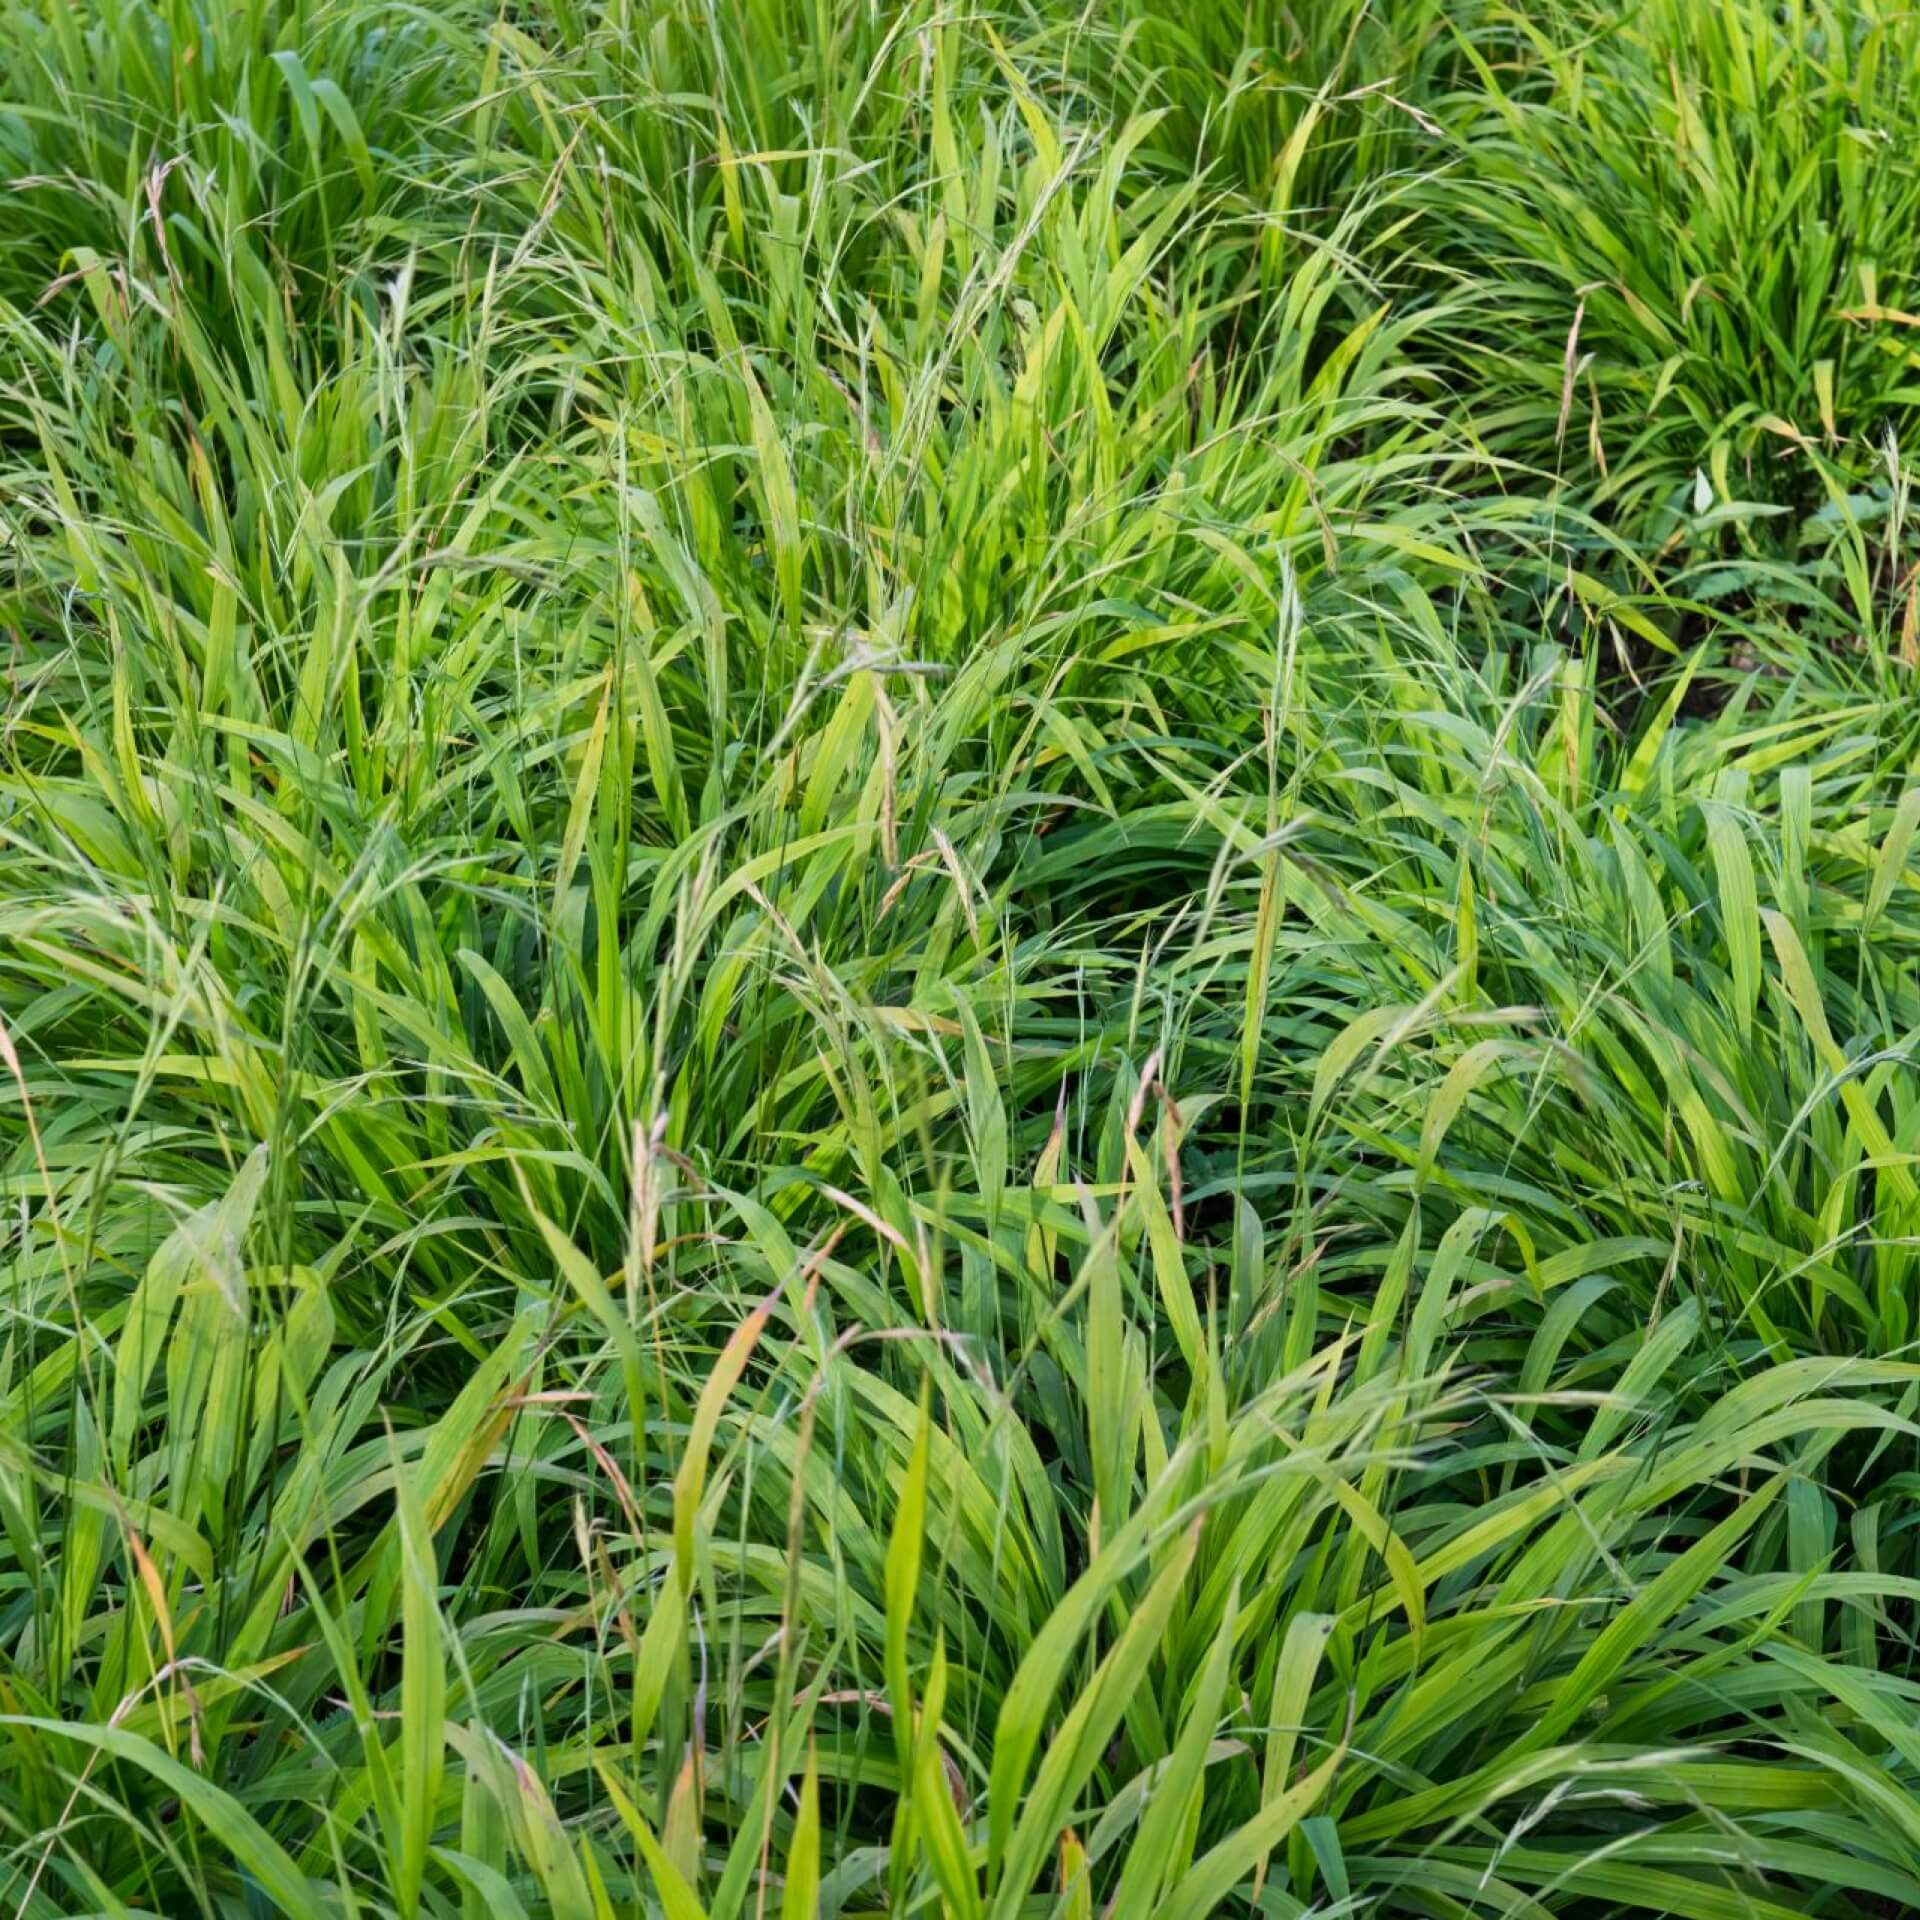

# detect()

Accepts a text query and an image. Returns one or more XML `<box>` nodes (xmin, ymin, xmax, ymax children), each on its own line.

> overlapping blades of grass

<box><xmin>3</xmin><ymin>0</ymin><xmax>1920</xmax><ymax>1916</ymax></box>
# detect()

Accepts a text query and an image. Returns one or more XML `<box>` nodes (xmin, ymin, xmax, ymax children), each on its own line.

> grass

<box><xmin>3</xmin><ymin>0</ymin><xmax>1920</xmax><ymax>1914</ymax></box>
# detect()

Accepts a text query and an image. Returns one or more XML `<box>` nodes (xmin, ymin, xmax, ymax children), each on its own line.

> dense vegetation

<box><xmin>4</xmin><ymin>0</ymin><xmax>1920</xmax><ymax>1913</ymax></box>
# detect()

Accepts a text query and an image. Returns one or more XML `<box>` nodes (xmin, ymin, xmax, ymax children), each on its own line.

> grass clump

<box><xmin>1418</xmin><ymin>0</ymin><xmax>1920</xmax><ymax>609</ymax></box>
<box><xmin>3</xmin><ymin>1</ymin><xmax>1920</xmax><ymax>1916</ymax></box>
